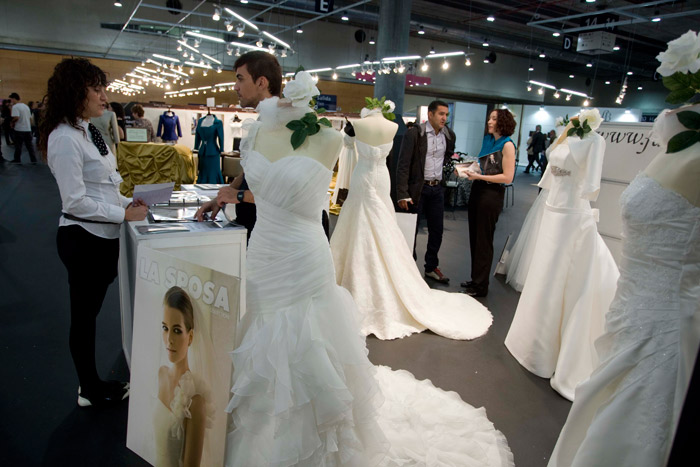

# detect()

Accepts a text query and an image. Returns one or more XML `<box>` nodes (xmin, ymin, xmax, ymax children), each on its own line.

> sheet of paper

<box><xmin>133</xmin><ymin>182</ymin><xmax>175</xmax><ymax>206</ymax></box>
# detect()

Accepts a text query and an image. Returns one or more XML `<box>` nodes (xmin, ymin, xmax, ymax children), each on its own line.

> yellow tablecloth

<box><xmin>117</xmin><ymin>142</ymin><xmax>196</xmax><ymax>197</ymax></box>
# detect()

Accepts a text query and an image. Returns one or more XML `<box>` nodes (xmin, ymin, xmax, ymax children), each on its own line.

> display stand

<box><xmin>118</xmin><ymin>217</ymin><xmax>247</xmax><ymax>368</ymax></box>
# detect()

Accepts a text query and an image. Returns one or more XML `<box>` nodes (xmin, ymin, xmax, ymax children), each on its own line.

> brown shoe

<box><xmin>425</xmin><ymin>267</ymin><xmax>450</xmax><ymax>284</ymax></box>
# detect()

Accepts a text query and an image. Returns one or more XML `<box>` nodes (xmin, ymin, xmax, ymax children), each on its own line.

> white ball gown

<box><xmin>330</xmin><ymin>133</ymin><xmax>492</xmax><ymax>340</ymax></box>
<box><xmin>224</xmin><ymin>98</ymin><xmax>513</xmax><ymax>467</ymax></box>
<box><xmin>548</xmin><ymin>109</ymin><xmax>700</xmax><ymax>466</ymax></box>
<box><xmin>504</xmin><ymin>130</ymin><xmax>620</xmax><ymax>401</ymax></box>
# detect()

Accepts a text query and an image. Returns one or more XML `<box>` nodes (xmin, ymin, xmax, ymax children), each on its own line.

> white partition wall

<box><xmin>452</xmin><ymin>102</ymin><xmax>488</xmax><ymax>157</ymax></box>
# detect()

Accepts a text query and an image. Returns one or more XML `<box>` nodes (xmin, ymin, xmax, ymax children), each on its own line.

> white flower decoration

<box><xmin>282</xmin><ymin>71</ymin><xmax>320</xmax><ymax>108</ymax></box>
<box><xmin>656</xmin><ymin>30</ymin><xmax>700</xmax><ymax>77</ymax></box>
<box><xmin>385</xmin><ymin>99</ymin><xmax>396</xmax><ymax>112</ymax></box>
<box><xmin>578</xmin><ymin>108</ymin><xmax>603</xmax><ymax>131</ymax></box>
<box><xmin>555</xmin><ymin>116</ymin><xmax>565</xmax><ymax>127</ymax></box>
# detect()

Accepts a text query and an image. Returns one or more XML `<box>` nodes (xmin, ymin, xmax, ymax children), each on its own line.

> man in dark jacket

<box><xmin>525</xmin><ymin>125</ymin><xmax>546</xmax><ymax>173</ymax></box>
<box><xmin>397</xmin><ymin>100</ymin><xmax>455</xmax><ymax>284</ymax></box>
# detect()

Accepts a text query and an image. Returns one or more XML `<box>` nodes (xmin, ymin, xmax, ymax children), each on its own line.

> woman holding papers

<box><xmin>40</xmin><ymin>58</ymin><xmax>148</xmax><ymax>408</ymax></box>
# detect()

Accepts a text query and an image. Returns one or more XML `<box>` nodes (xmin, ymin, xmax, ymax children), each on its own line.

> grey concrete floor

<box><xmin>1</xmin><ymin>139</ymin><xmax>570</xmax><ymax>466</ymax></box>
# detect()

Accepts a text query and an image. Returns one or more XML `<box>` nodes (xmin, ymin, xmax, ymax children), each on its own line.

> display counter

<box><xmin>118</xmin><ymin>209</ymin><xmax>247</xmax><ymax>368</ymax></box>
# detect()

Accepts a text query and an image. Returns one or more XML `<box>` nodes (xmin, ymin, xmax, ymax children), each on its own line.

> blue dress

<box><xmin>194</xmin><ymin>116</ymin><xmax>224</xmax><ymax>184</ymax></box>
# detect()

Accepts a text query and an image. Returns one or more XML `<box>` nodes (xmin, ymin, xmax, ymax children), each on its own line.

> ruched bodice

<box><xmin>349</xmin><ymin>139</ymin><xmax>394</xmax><ymax>212</ymax></box>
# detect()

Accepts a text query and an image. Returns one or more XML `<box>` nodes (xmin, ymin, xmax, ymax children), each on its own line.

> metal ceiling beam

<box><xmin>274</xmin><ymin>0</ymin><xmax>373</xmax><ymax>34</ymax></box>
<box><xmin>527</xmin><ymin>0</ymin><xmax>676</xmax><ymax>28</ymax></box>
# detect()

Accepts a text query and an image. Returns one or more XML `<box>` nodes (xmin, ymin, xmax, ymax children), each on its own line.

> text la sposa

<box><xmin>139</xmin><ymin>258</ymin><xmax>230</xmax><ymax>312</ymax></box>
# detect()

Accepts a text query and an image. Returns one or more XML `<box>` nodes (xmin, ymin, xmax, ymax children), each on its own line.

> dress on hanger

<box><xmin>158</xmin><ymin>112</ymin><xmax>182</xmax><ymax>143</ymax></box>
<box><xmin>548</xmin><ymin>109</ymin><xmax>700</xmax><ymax>467</ymax></box>
<box><xmin>505</xmin><ymin>130</ymin><xmax>619</xmax><ymax>401</ymax></box>
<box><xmin>195</xmin><ymin>115</ymin><xmax>224</xmax><ymax>184</ymax></box>
<box><xmin>224</xmin><ymin>98</ymin><xmax>513</xmax><ymax>466</ymax></box>
<box><xmin>330</xmin><ymin>123</ymin><xmax>492</xmax><ymax>340</ymax></box>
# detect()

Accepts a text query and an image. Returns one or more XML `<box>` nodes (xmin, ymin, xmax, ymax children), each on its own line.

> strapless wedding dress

<box><xmin>223</xmin><ymin>102</ymin><xmax>513</xmax><ymax>467</ymax></box>
<box><xmin>505</xmin><ymin>132</ymin><xmax>620</xmax><ymax>400</ymax></box>
<box><xmin>330</xmin><ymin>137</ymin><xmax>492</xmax><ymax>340</ymax></box>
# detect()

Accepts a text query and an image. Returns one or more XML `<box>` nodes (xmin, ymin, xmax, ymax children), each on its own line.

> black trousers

<box><xmin>57</xmin><ymin>225</ymin><xmax>119</xmax><ymax>392</ymax></box>
<box><xmin>1</xmin><ymin>122</ymin><xmax>13</xmax><ymax>145</ymax></box>
<box><xmin>13</xmin><ymin>130</ymin><xmax>37</xmax><ymax>163</ymax></box>
<box><xmin>525</xmin><ymin>152</ymin><xmax>539</xmax><ymax>172</ymax></box>
<box><xmin>467</xmin><ymin>181</ymin><xmax>504</xmax><ymax>289</ymax></box>
<box><xmin>413</xmin><ymin>183</ymin><xmax>445</xmax><ymax>273</ymax></box>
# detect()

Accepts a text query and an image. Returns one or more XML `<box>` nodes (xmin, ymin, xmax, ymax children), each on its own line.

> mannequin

<box><xmin>643</xmin><ymin>106</ymin><xmax>700</xmax><ymax>207</ymax></box>
<box><xmin>353</xmin><ymin>110</ymin><xmax>398</xmax><ymax>146</ymax></box>
<box><xmin>252</xmin><ymin>100</ymin><xmax>342</xmax><ymax>170</ymax></box>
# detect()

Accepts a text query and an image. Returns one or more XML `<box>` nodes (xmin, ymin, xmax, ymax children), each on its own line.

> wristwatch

<box><xmin>237</xmin><ymin>190</ymin><xmax>245</xmax><ymax>203</ymax></box>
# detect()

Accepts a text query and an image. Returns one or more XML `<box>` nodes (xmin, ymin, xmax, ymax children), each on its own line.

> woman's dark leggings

<box><xmin>57</xmin><ymin>225</ymin><xmax>119</xmax><ymax>393</ymax></box>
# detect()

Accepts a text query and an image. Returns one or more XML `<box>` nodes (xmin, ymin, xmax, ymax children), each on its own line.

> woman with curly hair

<box><xmin>462</xmin><ymin>109</ymin><xmax>516</xmax><ymax>297</ymax></box>
<box><xmin>40</xmin><ymin>57</ymin><xmax>148</xmax><ymax>407</ymax></box>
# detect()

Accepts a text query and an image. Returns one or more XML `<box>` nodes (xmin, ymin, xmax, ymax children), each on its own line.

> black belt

<box><xmin>63</xmin><ymin>213</ymin><xmax>120</xmax><ymax>225</ymax></box>
<box><xmin>424</xmin><ymin>179</ymin><xmax>441</xmax><ymax>186</ymax></box>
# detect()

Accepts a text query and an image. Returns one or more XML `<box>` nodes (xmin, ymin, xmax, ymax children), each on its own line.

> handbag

<box><xmin>479</xmin><ymin>150</ymin><xmax>504</xmax><ymax>176</ymax></box>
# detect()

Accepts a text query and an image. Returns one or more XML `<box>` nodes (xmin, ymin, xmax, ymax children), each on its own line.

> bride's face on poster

<box><xmin>162</xmin><ymin>305</ymin><xmax>193</xmax><ymax>364</ymax></box>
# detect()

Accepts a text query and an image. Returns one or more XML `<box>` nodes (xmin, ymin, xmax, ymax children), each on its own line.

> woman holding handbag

<box><xmin>462</xmin><ymin>109</ymin><xmax>516</xmax><ymax>297</ymax></box>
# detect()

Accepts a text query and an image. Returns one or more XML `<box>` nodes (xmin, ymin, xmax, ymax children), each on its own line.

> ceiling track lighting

<box><xmin>429</xmin><ymin>46</ymin><xmax>435</xmax><ymax>54</ymax></box>
<box><xmin>213</xmin><ymin>5</ymin><xmax>221</xmax><ymax>21</ymax></box>
<box><xmin>223</xmin><ymin>7</ymin><xmax>259</xmax><ymax>31</ymax></box>
<box><xmin>369</xmin><ymin>36</ymin><xmax>375</xmax><ymax>45</ymax></box>
<box><xmin>418</xmin><ymin>25</ymin><xmax>425</xmax><ymax>35</ymax></box>
<box><xmin>486</xmin><ymin>15</ymin><xmax>495</xmax><ymax>22</ymax></box>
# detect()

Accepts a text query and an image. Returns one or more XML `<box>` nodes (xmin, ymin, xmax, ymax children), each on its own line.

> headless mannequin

<box><xmin>643</xmin><ymin>105</ymin><xmax>700</xmax><ymax>208</ymax></box>
<box><xmin>353</xmin><ymin>111</ymin><xmax>398</xmax><ymax>146</ymax></box>
<box><xmin>253</xmin><ymin>100</ymin><xmax>342</xmax><ymax>170</ymax></box>
<box><xmin>201</xmin><ymin>113</ymin><xmax>215</xmax><ymax>127</ymax></box>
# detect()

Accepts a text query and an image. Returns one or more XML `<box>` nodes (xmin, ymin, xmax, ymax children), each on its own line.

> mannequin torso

<box><xmin>353</xmin><ymin>112</ymin><xmax>398</xmax><ymax>146</ymax></box>
<box><xmin>644</xmin><ymin>150</ymin><xmax>700</xmax><ymax>207</ymax></box>
<box><xmin>252</xmin><ymin>104</ymin><xmax>342</xmax><ymax>170</ymax></box>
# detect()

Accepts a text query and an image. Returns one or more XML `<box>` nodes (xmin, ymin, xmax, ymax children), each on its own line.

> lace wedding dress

<box><xmin>153</xmin><ymin>371</ymin><xmax>214</xmax><ymax>467</ymax></box>
<box><xmin>223</xmin><ymin>99</ymin><xmax>513</xmax><ymax>466</ymax></box>
<box><xmin>330</xmin><ymin>135</ymin><xmax>492</xmax><ymax>340</ymax></box>
<box><xmin>330</xmin><ymin>133</ymin><xmax>358</xmax><ymax>207</ymax></box>
<box><xmin>505</xmin><ymin>131</ymin><xmax>620</xmax><ymax>401</ymax></box>
<box><xmin>548</xmin><ymin>113</ymin><xmax>700</xmax><ymax>466</ymax></box>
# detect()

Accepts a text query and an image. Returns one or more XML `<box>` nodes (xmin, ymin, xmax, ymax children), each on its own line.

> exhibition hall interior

<box><xmin>1</xmin><ymin>1</ymin><xmax>698</xmax><ymax>466</ymax></box>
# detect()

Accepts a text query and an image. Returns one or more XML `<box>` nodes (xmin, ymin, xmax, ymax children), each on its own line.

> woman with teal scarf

<box><xmin>462</xmin><ymin>109</ymin><xmax>516</xmax><ymax>297</ymax></box>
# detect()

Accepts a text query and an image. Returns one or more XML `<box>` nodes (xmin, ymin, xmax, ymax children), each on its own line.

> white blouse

<box><xmin>48</xmin><ymin>120</ymin><xmax>130</xmax><ymax>239</ymax></box>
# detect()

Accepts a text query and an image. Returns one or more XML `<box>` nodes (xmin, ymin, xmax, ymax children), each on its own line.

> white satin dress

<box><xmin>223</xmin><ymin>100</ymin><xmax>513</xmax><ymax>467</ymax></box>
<box><xmin>505</xmin><ymin>132</ymin><xmax>620</xmax><ymax>401</ymax></box>
<box><xmin>330</xmin><ymin>136</ymin><xmax>492</xmax><ymax>341</ymax></box>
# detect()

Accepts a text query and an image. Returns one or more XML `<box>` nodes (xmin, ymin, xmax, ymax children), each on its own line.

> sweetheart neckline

<box><xmin>246</xmin><ymin>148</ymin><xmax>333</xmax><ymax>173</ymax></box>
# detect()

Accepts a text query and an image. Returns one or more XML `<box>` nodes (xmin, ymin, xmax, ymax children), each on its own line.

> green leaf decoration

<box><xmin>582</xmin><ymin>120</ymin><xmax>591</xmax><ymax>131</ymax></box>
<box><xmin>316</xmin><ymin>108</ymin><xmax>326</xmax><ymax>114</ymax></box>
<box><xmin>307</xmin><ymin>124</ymin><xmax>320</xmax><ymax>136</ymax></box>
<box><xmin>676</xmin><ymin>111</ymin><xmax>700</xmax><ymax>130</ymax></box>
<box><xmin>572</xmin><ymin>119</ymin><xmax>580</xmax><ymax>128</ymax></box>
<box><xmin>383</xmin><ymin>112</ymin><xmax>396</xmax><ymax>121</ymax></box>
<box><xmin>295</xmin><ymin>65</ymin><xmax>305</xmax><ymax>75</ymax></box>
<box><xmin>666</xmin><ymin>88</ymin><xmax>697</xmax><ymax>104</ymax></box>
<box><xmin>286</xmin><ymin>120</ymin><xmax>305</xmax><ymax>131</ymax></box>
<box><xmin>667</xmin><ymin>130</ymin><xmax>700</xmax><ymax>153</ymax></box>
<box><xmin>290</xmin><ymin>129</ymin><xmax>307</xmax><ymax>149</ymax></box>
<box><xmin>567</xmin><ymin>127</ymin><xmax>577</xmax><ymax>137</ymax></box>
<box><xmin>365</xmin><ymin>97</ymin><xmax>373</xmax><ymax>106</ymax></box>
<box><xmin>318</xmin><ymin>117</ymin><xmax>332</xmax><ymax>127</ymax></box>
<box><xmin>663</xmin><ymin>73</ymin><xmax>689</xmax><ymax>91</ymax></box>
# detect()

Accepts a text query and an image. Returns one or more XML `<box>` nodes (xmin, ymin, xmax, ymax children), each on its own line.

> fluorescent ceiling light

<box><xmin>186</xmin><ymin>31</ymin><xmax>226</xmax><ymax>43</ymax></box>
<box><xmin>529</xmin><ymin>80</ymin><xmax>557</xmax><ymax>90</ymax></box>
<box><xmin>153</xmin><ymin>54</ymin><xmax>180</xmax><ymax>63</ymax></box>
<box><xmin>559</xmin><ymin>88</ymin><xmax>591</xmax><ymax>98</ymax></box>
<box><xmin>229</xmin><ymin>41</ymin><xmax>268</xmax><ymax>52</ymax></box>
<box><xmin>336</xmin><ymin>63</ymin><xmax>361</xmax><ymax>70</ymax></box>
<box><xmin>198</xmin><ymin>86</ymin><xmax>212</xmax><ymax>90</ymax></box>
<box><xmin>185</xmin><ymin>61</ymin><xmax>212</xmax><ymax>69</ymax></box>
<box><xmin>135</xmin><ymin>67</ymin><xmax>157</xmax><ymax>74</ymax></box>
<box><xmin>215</xmin><ymin>82</ymin><xmax>237</xmax><ymax>86</ymax></box>
<box><xmin>426</xmin><ymin>51</ymin><xmax>464</xmax><ymax>59</ymax></box>
<box><xmin>223</xmin><ymin>7</ymin><xmax>259</xmax><ymax>31</ymax></box>
<box><xmin>306</xmin><ymin>67</ymin><xmax>332</xmax><ymax>73</ymax></box>
<box><xmin>262</xmin><ymin>31</ymin><xmax>291</xmax><ymax>49</ymax></box>
<box><xmin>146</xmin><ymin>58</ymin><xmax>163</xmax><ymax>67</ymax></box>
<box><xmin>200</xmin><ymin>53</ymin><xmax>221</xmax><ymax>65</ymax></box>
<box><xmin>382</xmin><ymin>55</ymin><xmax>421</xmax><ymax>61</ymax></box>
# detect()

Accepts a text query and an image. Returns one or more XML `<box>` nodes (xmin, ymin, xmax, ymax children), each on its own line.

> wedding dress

<box><xmin>153</xmin><ymin>371</ymin><xmax>214</xmax><ymax>467</ymax></box>
<box><xmin>224</xmin><ymin>99</ymin><xmax>513</xmax><ymax>466</ymax></box>
<box><xmin>330</xmin><ymin>135</ymin><xmax>492</xmax><ymax>340</ymax></box>
<box><xmin>548</xmin><ymin>117</ymin><xmax>700</xmax><ymax>466</ymax></box>
<box><xmin>503</xmin><ymin>188</ymin><xmax>548</xmax><ymax>292</ymax></box>
<box><xmin>330</xmin><ymin>133</ymin><xmax>359</xmax><ymax>207</ymax></box>
<box><xmin>505</xmin><ymin>131</ymin><xmax>620</xmax><ymax>401</ymax></box>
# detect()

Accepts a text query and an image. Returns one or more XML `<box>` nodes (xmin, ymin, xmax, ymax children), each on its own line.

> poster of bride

<box><xmin>127</xmin><ymin>246</ymin><xmax>240</xmax><ymax>467</ymax></box>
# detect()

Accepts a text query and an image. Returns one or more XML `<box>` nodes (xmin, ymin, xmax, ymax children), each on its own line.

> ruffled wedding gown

<box><xmin>548</xmin><ymin>111</ymin><xmax>700</xmax><ymax>466</ymax></box>
<box><xmin>224</xmin><ymin>100</ymin><xmax>513</xmax><ymax>466</ymax></box>
<box><xmin>505</xmin><ymin>132</ymin><xmax>620</xmax><ymax>401</ymax></box>
<box><xmin>330</xmin><ymin>137</ymin><xmax>492</xmax><ymax>340</ymax></box>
